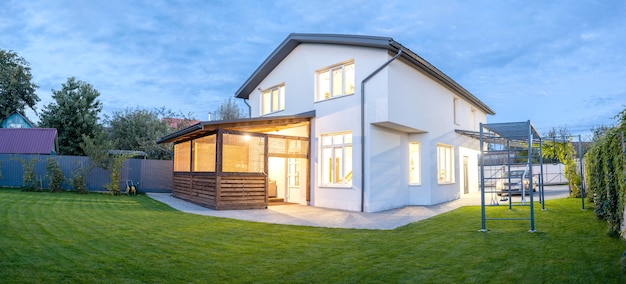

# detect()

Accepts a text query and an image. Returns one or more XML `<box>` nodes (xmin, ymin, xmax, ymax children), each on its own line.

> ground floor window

<box><xmin>174</xmin><ymin>141</ymin><xmax>191</xmax><ymax>172</ymax></box>
<box><xmin>409</xmin><ymin>142</ymin><xmax>421</xmax><ymax>185</ymax></box>
<box><xmin>437</xmin><ymin>144</ymin><xmax>454</xmax><ymax>184</ymax></box>
<box><xmin>321</xmin><ymin>132</ymin><xmax>352</xmax><ymax>186</ymax></box>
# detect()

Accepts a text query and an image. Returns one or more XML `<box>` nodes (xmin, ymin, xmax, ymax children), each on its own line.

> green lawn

<box><xmin>1</xmin><ymin>189</ymin><xmax>624</xmax><ymax>283</ymax></box>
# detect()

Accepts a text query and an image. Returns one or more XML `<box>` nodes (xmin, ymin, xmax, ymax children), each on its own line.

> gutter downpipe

<box><xmin>360</xmin><ymin>47</ymin><xmax>403</xmax><ymax>212</ymax></box>
<box><xmin>243</xmin><ymin>98</ymin><xmax>252</xmax><ymax>118</ymax></box>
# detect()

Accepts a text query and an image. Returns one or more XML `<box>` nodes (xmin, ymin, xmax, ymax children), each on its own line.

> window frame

<box><xmin>320</xmin><ymin>132</ymin><xmax>353</xmax><ymax>187</ymax></box>
<box><xmin>315</xmin><ymin>60</ymin><xmax>355</xmax><ymax>101</ymax></box>
<box><xmin>437</xmin><ymin>143</ymin><xmax>455</xmax><ymax>184</ymax></box>
<box><xmin>409</xmin><ymin>142</ymin><xmax>421</xmax><ymax>185</ymax></box>
<box><xmin>287</xmin><ymin>158</ymin><xmax>300</xmax><ymax>187</ymax></box>
<box><xmin>260</xmin><ymin>84</ymin><xmax>285</xmax><ymax>115</ymax></box>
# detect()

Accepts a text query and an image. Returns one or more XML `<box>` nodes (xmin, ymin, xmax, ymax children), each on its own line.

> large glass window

<box><xmin>409</xmin><ymin>142</ymin><xmax>421</xmax><ymax>185</ymax></box>
<box><xmin>261</xmin><ymin>85</ymin><xmax>285</xmax><ymax>115</ymax></box>
<box><xmin>437</xmin><ymin>144</ymin><xmax>454</xmax><ymax>184</ymax></box>
<box><xmin>321</xmin><ymin>132</ymin><xmax>352</xmax><ymax>186</ymax></box>
<box><xmin>316</xmin><ymin>61</ymin><xmax>354</xmax><ymax>101</ymax></box>
<box><xmin>193</xmin><ymin>135</ymin><xmax>216</xmax><ymax>172</ymax></box>
<box><xmin>222</xmin><ymin>133</ymin><xmax>265</xmax><ymax>173</ymax></box>
<box><xmin>173</xmin><ymin>141</ymin><xmax>191</xmax><ymax>172</ymax></box>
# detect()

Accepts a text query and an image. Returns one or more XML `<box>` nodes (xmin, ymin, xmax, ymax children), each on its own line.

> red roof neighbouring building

<box><xmin>0</xmin><ymin>128</ymin><xmax>59</xmax><ymax>155</ymax></box>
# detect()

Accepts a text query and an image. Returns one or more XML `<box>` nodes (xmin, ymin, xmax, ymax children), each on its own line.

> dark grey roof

<box><xmin>234</xmin><ymin>33</ymin><xmax>495</xmax><ymax>115</ymax></box>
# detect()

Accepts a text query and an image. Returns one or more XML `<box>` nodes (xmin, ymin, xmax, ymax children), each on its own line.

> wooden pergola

<box><xmin>157</xmin><ymin>112</ymin><xmax>313</xmax><ymax>210</ymax></box>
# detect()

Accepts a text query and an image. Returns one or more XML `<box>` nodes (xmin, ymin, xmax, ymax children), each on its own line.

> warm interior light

<box><xmin>243</xmin><ymin>135</ymin><xmax>250</xmax><ymax>142</ymax></box>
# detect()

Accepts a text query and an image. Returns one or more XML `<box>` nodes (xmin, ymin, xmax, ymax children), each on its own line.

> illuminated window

<box><xmin>453</xmin><ymin>98</ymin><xmax>460</xmax><ymax>125</ymax></box>
<box><xmin>222</xmin><ymin>133</ymin><xmax>265</xmax><ymax>173</ymax></box>
<box><xmin>437</xmin><ymin>144</ymin><xmax>454</xmax><ymax>184</ymax></box>
<box><xmin>261</xmin><ymin>85</ymin><xmax>285</xmax><ymax>115</ymax></box>
<box><xmin>321</xmin><ymin>132</ymin><xmax>352</xmax><ymax>186</ymax></box>
<box><xmin>193</xmin><ymin>135</ymin><xmax>216</xmax><ymax>172</ymax></box>
<box><xmin>173</xmin><ymin>141</ymin><xmax>191</xmax><ymax>172</ymax></box>
<box><xmin>409</xmin><ymin>142</ymin><xmax>421</xmax><ymax>185</ymax></box>
<box><xmin>316</xmin><ymin>61</ymin><xmax>354</xmax><ymax>101</ymax></box>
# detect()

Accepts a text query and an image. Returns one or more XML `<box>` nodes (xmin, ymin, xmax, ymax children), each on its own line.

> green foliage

<box><xmin>585</xmin><ymin>108</ymin><xmax>626</xmax><ymax>236</ymax></box>
<box><xmin>38</xmin><ymin>77</ymin><xmax>104</xmax><ymax>155</ymax></box>
<box><xmin>542</xmin><ymin>127</ymin><xmax>581</xmax><ymax>197</ymax></box>
<box><xmin>19</xmin><ymin>157</ymin><xmax>39</xmax><ymax>191</ymax></box>
<box><xmin>106</xmin><ymin>107</ymin><xmax>185</xmax><ymax>160</ymax></box>
<box><xmin>104</xmin><ymin>154</ymin><xmax>131</xmax><ymax>195</ymax></box>
<box><xmin>213</xmin><ymin>97</ymin><xmax>245</xmax><ymax>120</ymax></box>
<box><xmin>45</xmin><ymin>158</ymin><xmax>65</xmax><ymax>193</ymax></box>
<box><xmin>69</xmin><ymin>166</ymin><xmax>88</xmax><ymax>194</ymax></box>
<box><xmin>0</xmin><ymin>49</ymin><xmax>39</xmax><ymax>120</ymax></box>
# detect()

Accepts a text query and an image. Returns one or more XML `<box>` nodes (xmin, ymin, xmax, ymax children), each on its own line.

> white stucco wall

<box><xmin>243</xmin><ymin>42</ymin><xmax>489</xmax><ymax>212</ymax></box>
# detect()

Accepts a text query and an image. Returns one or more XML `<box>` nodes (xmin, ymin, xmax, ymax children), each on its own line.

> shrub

<box><xmin>69</xmin><ymin>166</ymin><xmax>88</xmax><ymax>194</ymax></box>
<box><xmin>20</xmin><ymin>157</ymin><xmax>39</xmax><ymax>191</ymax></box>
<box><xmin>584</xmin><ymin>108</ymin><xmax>626</xmax><ymax>236</ymax></box>
<box><xmin>46</xmin><ymin>158</ymin><xmax>65</xmax><ymax>193</ymax></box>
<box><xmin>105</xmin><ymin>154</ymin><xmax>130</xmax><ymax>195</ymax></box>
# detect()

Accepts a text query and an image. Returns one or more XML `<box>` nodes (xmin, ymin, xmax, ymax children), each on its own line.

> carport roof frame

<box><xmin>456</xmin><ymin>120</ymin><xmax>542</xmax><ymax>144</ymax></box>
<box><xmin>483</xmin><ymin>121</ymin><xmax>541</xmax><ymax>142</ymax></box>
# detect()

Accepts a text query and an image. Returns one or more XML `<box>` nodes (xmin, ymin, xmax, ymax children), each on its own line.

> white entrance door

<box><xmin>286</xmin><ymin>158</ymin><xmax>301</xmax><ymax>203</ymax></box>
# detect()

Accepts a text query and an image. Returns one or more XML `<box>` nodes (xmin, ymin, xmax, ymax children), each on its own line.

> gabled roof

<box><xmin>0</xmin><ymin>112</ymin><xmax>37</xmax><ymax>128</ymax></box>
<box><xmin>234</xmin><ymin>33</ymin><xmax>495</xmax><ymax>115</ymax></box>
<box><xmin>0</xmin><ymin>128</ymin><xmax>59</xmax><ymax>154</ymax></box>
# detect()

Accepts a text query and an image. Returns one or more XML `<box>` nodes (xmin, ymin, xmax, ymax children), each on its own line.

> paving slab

<box><xmin>147</xmin><ymin>185</ymin><xmax>571</xmax><ymax>230</ymax></box>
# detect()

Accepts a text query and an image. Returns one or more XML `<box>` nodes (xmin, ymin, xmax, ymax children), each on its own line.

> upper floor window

<box><xmin>261</xmin><ymin>84</ymin><xmax>285</xmax><ymax>115</ymax></box>
<box><xmin>316</xmin><ymin>61</ymin><xmax>354</xmax><ymax>101</ymax></box>
<box><xmin>453</xmin><ymin>98</ymin><xmax>460</xmax><ymax>125</ymax></box>
<box><xmin>321</xmin><ymin>132</ymin><xmax>353</xmax><ymax>186</ymax></box>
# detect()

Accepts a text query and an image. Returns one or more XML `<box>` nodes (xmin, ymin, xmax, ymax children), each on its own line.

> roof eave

<box><xmin>234</xmin><ymin>33</ymin><xmax>392</xmax><ymax>100</ymax></box>
<box><xmin>234</xmin><ymin>33</ymin><xmax>495</xmax><ymax>116</ymax></box>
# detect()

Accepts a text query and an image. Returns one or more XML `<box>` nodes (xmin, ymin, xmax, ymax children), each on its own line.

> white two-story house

<box><xmin>158</xmin><ymin>33</ymin><xmax>495</xmax><ymax>212</ymax></box>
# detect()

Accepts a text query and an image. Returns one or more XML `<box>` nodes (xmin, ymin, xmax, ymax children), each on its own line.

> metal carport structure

<box><xmin>476</xmin><ymin>121</ymin><xmax>543</xmax><ymax>232</ymax></box>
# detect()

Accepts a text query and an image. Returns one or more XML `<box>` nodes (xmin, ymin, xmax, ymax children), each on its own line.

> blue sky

<box><xmin>1</xmin><ymin>0</ymin><xmax>625</xmax><ymax>139</ymax></box>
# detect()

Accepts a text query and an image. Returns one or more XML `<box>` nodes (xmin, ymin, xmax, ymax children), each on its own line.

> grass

<box><xmin>1</xmin><ymin>188</ymin><xmax>625</xmax><ymax>283</ymax></box>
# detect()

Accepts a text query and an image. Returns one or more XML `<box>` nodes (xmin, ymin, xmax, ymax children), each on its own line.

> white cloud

<box><xmin>1</xmin><ymin>0</ymin><xmax>624</xmax><ymax>137</ymax></box>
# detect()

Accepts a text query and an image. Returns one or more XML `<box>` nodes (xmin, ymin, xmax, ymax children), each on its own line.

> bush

<box><xmin>46</xmin><ymin>158</ymin><xmax>65</xmax><ymax>193</ymax></box>
<box><xmin>585</xmin><ymin>109</ymin><xmax>626</xmax><ymax>236</ymax></box>
<box><xmin>69</xmin><ymin>166</ymin><xmax>88</xmax><ymax>194</ymax></box>
<box><xmin>20</xmin><ymin>157</ymin><xmax>39</xmax><ymax>191</ymax></box>
<box><xmin>105</xmin><ymin>154</ymin><xmax>129</xmax><ymax>195</ymax></box>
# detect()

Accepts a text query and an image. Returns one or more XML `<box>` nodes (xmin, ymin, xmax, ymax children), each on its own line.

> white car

<box><xmin>496</xmin><ymin>169</ymin><xmax>537</xmax><ymax>196</ymax></box>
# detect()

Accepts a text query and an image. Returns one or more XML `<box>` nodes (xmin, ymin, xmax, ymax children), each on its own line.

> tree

<box><xmin>213</xmin><ymin>97</ymin><xmax>244</xmax><ymax>120</ymax></box>
<box><xmin>0</xmin><ymin>49</ymin><xmax>39</xmax><ymax>120</ymax></box>
<box><xmin>542</xmin><ymin>126</ymin><xmax>581</xmax><ymax>197</ymax></box>
<box><xmin>107</xmin><ymin>107</ymin><xmax>181</xmax><ymax>160</ymax></box>
<box><xmin>39</xmin><ymin>77</ymin><xmax>104</xmax><ymax>156</ymax></box>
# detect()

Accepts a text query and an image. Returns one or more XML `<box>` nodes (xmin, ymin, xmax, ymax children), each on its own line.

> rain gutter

<box><xmin>359</xmin><ymin>47</ymin><xmax>403</xmax><ymax>212</ymax></box>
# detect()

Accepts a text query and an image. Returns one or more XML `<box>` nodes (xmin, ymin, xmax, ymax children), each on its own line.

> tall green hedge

<box><xmin>585</xmin><ymin>111</ymin><xmax>626</xmax><ymax>236</ymax></box>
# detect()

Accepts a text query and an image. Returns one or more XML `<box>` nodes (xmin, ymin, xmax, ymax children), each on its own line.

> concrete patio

<box><xmin>147</xmin><ymin>185</ymin><xmax>571</xmax><ymax>230</ymax></box>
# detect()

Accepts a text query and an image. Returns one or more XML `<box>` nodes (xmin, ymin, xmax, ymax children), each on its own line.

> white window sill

<box><xmin>260</xmin><ymin>109</ymin><xmax>285</xmax><ymax>116</ymax></box>
<box><xmin>315</xmin><ymin>92</ymin><xmax>354</xmax><ymax>103</ymax></box>
<box><xmin>319</xmin><ymin>184</ymin><xmax>353</xmax><ymax>189</ymax></box>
